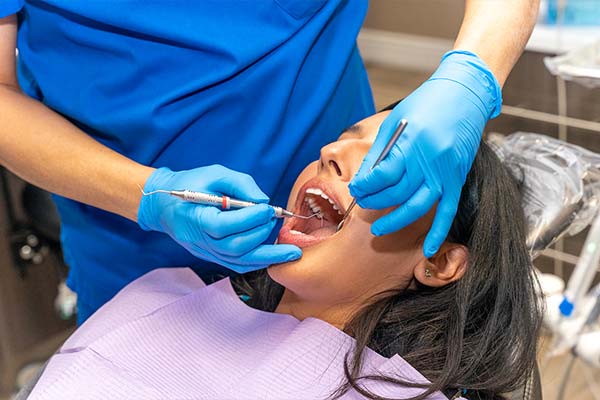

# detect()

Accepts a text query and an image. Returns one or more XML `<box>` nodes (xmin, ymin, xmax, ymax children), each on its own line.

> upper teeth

<box><xmin>306</xmin><ymin>188</ymin><xmax>324</xmax><ymax>197</ymax></box>
<box><xmin>305</xmin><ymin>187</ymin><xmax>343</xmax><ymax>215</ymax></box>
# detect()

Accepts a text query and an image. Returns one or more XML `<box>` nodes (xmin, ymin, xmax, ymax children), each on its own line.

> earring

<box><xmin>425</xmin><ymin>268</ymin><xmax>432</xmax><ymax>278</ymax></box>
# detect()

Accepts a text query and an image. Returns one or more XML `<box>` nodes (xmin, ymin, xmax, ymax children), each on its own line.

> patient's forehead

<box><xmin>338</xmin><ymin>111</ymin><xmax>390</xmax><ymax>142</ymax></box>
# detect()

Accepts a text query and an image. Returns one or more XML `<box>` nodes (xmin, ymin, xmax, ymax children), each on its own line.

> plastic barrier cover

<box><xmin>545</xmin><ymin>40</ymin><xmax>600</xmax><ymax>88</ymax></box>
<box><xmin>488</xmin><ymin>132</ymin><xmax>600</xmax><ymax>255</ymax></box>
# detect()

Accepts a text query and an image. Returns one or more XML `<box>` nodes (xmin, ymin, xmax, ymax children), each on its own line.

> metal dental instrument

<box><xmin>140</xmin><ymin>189</ymin><xmax>318</xmax><ymax>219</ymax></box>
<box><xmin>336</xmin><ymin>119</ymin><xmax>408</xmax><ymax>232</ymax></box>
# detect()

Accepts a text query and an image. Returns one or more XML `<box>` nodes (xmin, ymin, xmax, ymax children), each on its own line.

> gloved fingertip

<box><xmin>265</xmin><ymin>205</ymin><xmax>277</xmax><ymax>220</ymax></box>
<box><xmin>248</xmin><ymin>203</ymin><xmax>276</xmax><ymax>222</ymax></box>
<box><xmin>354</xmin><ymin>196</ymin><xmax>370</xmax><ymax>209</ymax></box>
<box><xmin>371</xmin><ymin>225</ymin><xmax>383</xmax><ymax>237</ymax></box>
<box><xmin>250</xmin><ymin>194</ymin><xmax>270</xmax><ymax>204</ymax></box>
<box><xmin>274</xmin><ymin>244</ymin><xmax>302</xmax><ymax>261</ymax></box>
<box><xmin>348</xmin><ymin>182</ymin><xmax>363</xmax><ymax>198</ymax></box>
<box><xmin>255</xmin><ymin>203</ymin><xmax>273</xmax><ymax>212</ymax></box>
<box><xmin>286</xmin><ymin>250</ymin><xmax>302</xmax><ymax>261</ymax></box>
<box><xmin>423</xmin><ymin>245</ymin><xmax>438</xmax><ymax>258</ymax></box>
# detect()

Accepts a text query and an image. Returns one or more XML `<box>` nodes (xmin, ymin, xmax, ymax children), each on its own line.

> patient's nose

<box><xmin>320</xmin><ymin>141</ymin><xmax>356</xmax><ymax>181</ymax></box>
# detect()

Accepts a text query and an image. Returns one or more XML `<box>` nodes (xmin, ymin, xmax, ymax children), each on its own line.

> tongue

<box><xmin>300</xmin><ymin>215</ymin><xmax>338</xmax><ymax>238</ymax></box>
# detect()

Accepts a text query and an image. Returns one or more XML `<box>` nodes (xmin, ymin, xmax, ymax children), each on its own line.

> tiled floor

<box><xmin>365</xmin><ymin>62</ymin><xmax>600</xmax><ymax>400</ymax></box>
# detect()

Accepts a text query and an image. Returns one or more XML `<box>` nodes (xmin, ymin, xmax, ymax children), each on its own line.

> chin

<box><xmin>267</xmin><ymin>246</ymin><xmax>332</xmax><ymax>298</ymax></box>
<box><xmin>267</xmin><ymin>250</ymin><xmax>311</xmax><ymax>288</ymax></box>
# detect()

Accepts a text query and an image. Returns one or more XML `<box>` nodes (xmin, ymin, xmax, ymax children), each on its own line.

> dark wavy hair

<box><xmin>232</xmin><ymin>106</ymin><xmax>542</xmax><ymax>399</ymax></box>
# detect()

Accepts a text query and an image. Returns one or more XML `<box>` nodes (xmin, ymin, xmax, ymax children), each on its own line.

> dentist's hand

<box><xmin>137</xmin><ymin>166</ymin><xmax>301</xmax><ymax>273</ymax></box>
<box><xmin>349</xmin><ymin>51</ymin><xmax>502</xmax><ymax>257</ymax></box>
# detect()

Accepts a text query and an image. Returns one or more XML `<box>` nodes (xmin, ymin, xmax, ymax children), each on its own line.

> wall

<box><xmin>364</xmin><ymin>0</ymin><xmax>464</xmax><ymax>39</ymax></box>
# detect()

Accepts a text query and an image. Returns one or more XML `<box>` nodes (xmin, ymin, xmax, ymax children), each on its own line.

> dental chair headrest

<box><xmin>488</xmin><ymin>132</ymin><xmax>600</xmax><ymax>256</ymax></box>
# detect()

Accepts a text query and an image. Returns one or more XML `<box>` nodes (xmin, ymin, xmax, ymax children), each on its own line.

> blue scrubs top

<box><xmin>2</xmin><ymin>0</ymin><xmax>374</xmax><ymax>322</ymax></box>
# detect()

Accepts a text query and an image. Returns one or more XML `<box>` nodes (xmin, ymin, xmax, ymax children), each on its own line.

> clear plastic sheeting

<box><xmin>544</xmin><ymin>39</ymin><xmax>600</xmax><ymax>88</ymax></box>
<box><xmin>488</xmin><ymin>132</ymin><xmax>600</xmax><ymax>256</ymax></box>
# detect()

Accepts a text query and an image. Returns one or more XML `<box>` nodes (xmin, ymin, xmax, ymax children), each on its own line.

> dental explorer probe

<box><xmin>336</xmin><ymin>119</ymin><xmax>408</xmax><ymax>232</ymax></box>
<box><xmin>140</xmin><ymin>189</ymin><xmax>318</xmax><ymax>219</ymax></box>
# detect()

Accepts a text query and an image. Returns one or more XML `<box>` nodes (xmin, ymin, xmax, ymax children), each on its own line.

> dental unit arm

<box><xmin>559</xmin><ymin>211</ymin><xmax>600</xmax><ymax>318</ymax></box>
<box><xmin>490</xmin><ymin>132</ymin><xmax>600</xmax><ymax>367</ymax></box>
<box><xmin>551</xmin><ymin>214</ymin><xmax>600</xmax><ymax>359</ymax></box>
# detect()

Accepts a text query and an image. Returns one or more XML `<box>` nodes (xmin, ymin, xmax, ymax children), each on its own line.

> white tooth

<box><xmin>332</xmin><ymin>204</ymin><xmax>339</xmax><ymax>210</ymax></box>
<box><xmin>312</xmin><ymin>205</ymin><xmax>321</xmax><ymax>212</ymax></box>
<box><xmin>306</xmin><ymin>188</ymin><xmax>323</xmax><ymax>196</ymax></box>
<box><xmin>319</xmin><ymin>192</ymin><xmax>329</xmax><ymax>200</ymax></box>
<box><xmin>338</xmin><ymin>210</ymin><xmax>344</xmax><ymax>215</ymax></box>
<box><xmin>290</xmin><ymin>230</ymin><xmax>304</xmax><ymax>235</ymax></box>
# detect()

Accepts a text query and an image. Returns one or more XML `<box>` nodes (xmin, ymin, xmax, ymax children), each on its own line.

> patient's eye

<box><xmin>337</xmin><ymin>124</ymin><xmax>363</xmax><ymax>141</ymax></box>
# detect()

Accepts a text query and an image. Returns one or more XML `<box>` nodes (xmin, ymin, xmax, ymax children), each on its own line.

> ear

<box><xmin>414</xmin><ymin>244</ymin><xmax>468</xmax><ymax>287</ymax></box>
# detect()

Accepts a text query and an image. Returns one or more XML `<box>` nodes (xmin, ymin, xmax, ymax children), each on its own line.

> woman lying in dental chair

<box><xmin>28</xmin><ymin>108</ymin><xmax>542</xmax><ymax>400</ymax></box>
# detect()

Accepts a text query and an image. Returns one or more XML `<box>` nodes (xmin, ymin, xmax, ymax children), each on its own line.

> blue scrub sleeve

<box><xmin>0</xmin><ymin>0</ymin><xmax>23</xmax><ymax>17</ymax></box>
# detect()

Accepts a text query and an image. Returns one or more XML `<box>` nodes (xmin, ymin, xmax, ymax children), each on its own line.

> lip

<box><xmin>278</xmin><ymin>224</ymin><xmax>325</xmax><ymax>248</ymax></box>
<box><xmin>277</xmin><ymin>176</ymin><xmax>350</xmax><ymax>249</ymax></box>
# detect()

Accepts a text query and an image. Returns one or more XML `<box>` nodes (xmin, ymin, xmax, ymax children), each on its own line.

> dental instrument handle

<box><xmin>371</xmin><ymin>119</ymin><xmax>408</xmax><ymax>167</ymax></box>
<box><xmin>163</xmin><ymin>190</ymin><xmax>296</xmax><ymax>218</ymax></box>
<box><xmin>336</xmin><ymin>119</ymin><xmax>408</xmax><ymax>231</ymax></box>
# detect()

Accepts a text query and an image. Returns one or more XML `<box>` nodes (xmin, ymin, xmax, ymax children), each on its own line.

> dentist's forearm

<box><xmin>454</xmin><ymin>0</ymin><xmax>540</xmax><ymax>86</ymax></box>
<box><xmin>0</xmin><ymin>84</ymin><xmax>155</xmax><ymax>222</ymax></box>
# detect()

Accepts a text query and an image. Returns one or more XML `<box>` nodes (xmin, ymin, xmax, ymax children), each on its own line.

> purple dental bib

<box><xmin>29</xmin><ymin>268</ymin><xmax>449</xmax><ymax>399</ymax></box>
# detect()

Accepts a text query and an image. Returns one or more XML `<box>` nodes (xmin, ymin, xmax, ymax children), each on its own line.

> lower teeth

<box><xmin>290</xmin><ymin>230</ymin><xmax>304</xmax><ymax>235</ymax></box>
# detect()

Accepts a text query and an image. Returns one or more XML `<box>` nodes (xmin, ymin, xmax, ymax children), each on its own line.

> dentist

<box><xmin>0</xmin><ymin>0</ymin><xmax>538</xmax><ymax>323</ymax></box>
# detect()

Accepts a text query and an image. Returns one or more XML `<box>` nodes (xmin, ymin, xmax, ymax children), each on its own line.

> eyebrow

<box><xmin>340</xmin><ymin>124</ymin><xmax>362</xmax><ymax>136</ymax></box>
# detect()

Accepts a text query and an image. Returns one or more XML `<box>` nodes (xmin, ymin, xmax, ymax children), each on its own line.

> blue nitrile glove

<box><xmin>349</xmin><ymin>50</ymin><xmax>502</xmax><ymax>257</ymax></box>
<box><xmin>138</xmin><ymin>166</ymin><xmax>302</xmax><ymax>273</ymax></box>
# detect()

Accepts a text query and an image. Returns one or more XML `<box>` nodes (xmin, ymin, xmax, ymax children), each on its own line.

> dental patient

<box><xmin>28</xmin><ymin>108</ymin><xmax>542</xmax><ymax>400</ymax></box>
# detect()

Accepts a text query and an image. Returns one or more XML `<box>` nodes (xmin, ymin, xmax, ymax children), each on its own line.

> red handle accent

<box><xmin>222</xmin><ymin>196</ymin><xmax>229</xmax><ymax>210</ymax></box>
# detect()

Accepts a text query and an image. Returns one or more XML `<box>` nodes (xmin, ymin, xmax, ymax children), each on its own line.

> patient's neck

<box><xmin>274</xmin><ymin>289</ymin><xmax>361</xmax><ymax>330</ymax></box>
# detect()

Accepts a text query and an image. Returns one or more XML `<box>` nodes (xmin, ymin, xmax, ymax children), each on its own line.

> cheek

<box><xmin>338</xmin><ymin>208</ymin><xmax>425</xmax><ymax>279</ymax></box>
<box><xmin>286</xmin><ymin>162</ymin><xmax>318</xmax><ymax>209</ymax></box>
<box><xmin>267</xmin><ymin>258</ymin><xmax>335</xmax><ymax>300</ymax></box>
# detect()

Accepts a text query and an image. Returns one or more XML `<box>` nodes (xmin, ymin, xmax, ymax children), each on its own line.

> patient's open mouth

<box><xmin>278</xmin><ymin>178</ymin><xmax>345</xmax><ymax>248</ymax></box>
